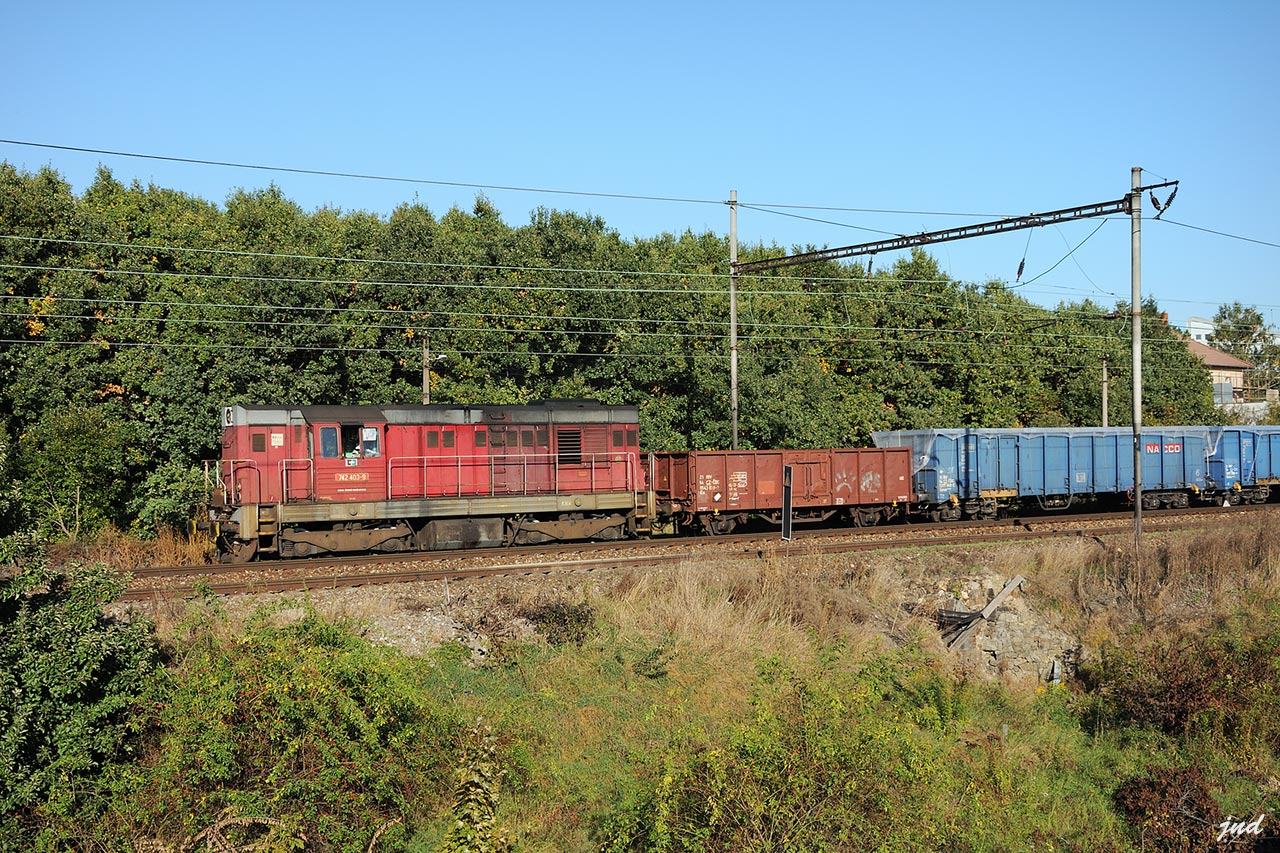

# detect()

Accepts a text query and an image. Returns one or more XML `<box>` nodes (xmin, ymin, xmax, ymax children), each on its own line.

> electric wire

<box><xmin>737</xmin><ymin>203</ymin><xmax>904</xmax><ymax>237</ymax></box>
<box><xmin>0</xmin><ymin>336</ymin><xmax>1218</xmax><ymax>375</ymax></box>
<box><xmin>0</xmin><ymin>140</ymin><xmax>723</xmax><ymax>207</ymax></box>
<box><xmin>1015</xmin><ymin>219</ymin><xmax>1110</xmax><ymax>288</ymax></box>
<box><xmin>0</xmin><ymin>139</ymin><xmax>1022</xmax><ymax>219</ymax></box>
<box><xmin>1157</xmin><ymin>219</ymin><xmax>1280</xmax><ymax>250</ymax></box>
<box><xmin>0</xmin><ymin>243</ymin><xmax>1156</xmax><ymax>324</ymax></box>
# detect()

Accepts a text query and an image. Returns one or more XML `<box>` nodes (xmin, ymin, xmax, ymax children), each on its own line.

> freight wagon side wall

<box><xmin>651</xmin><ymin>448</ymin><xmax>912</xmax><ymax>513</ymax></box>
<box><xmin>1216</xmin><ymin>426</ymin><xmax>1280</xmax><ymax>486</ymax></box>
<box><xmin>874</xmin><ymin>427</ymin><xmax>1218</xmax><ymax>504</ymax></box>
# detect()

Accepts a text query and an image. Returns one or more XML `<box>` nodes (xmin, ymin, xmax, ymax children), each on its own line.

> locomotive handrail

<box><xmin>219</xmin><ymin>459</ymin><xmax>261</xmax><ymax>505</ymax></box>
<box><xmin>386</xmin><ymin>452</ymin><xmax>640</xmax><ymax>500</ymax></box>
<box><xmin>278</xmin><ymin>458</ymin><xmax>315</xmax><ymax>503</ymax></box>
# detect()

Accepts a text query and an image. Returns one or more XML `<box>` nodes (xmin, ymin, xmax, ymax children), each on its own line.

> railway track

<box><xmin>120</xmin><ymin>504</ymin><xmax>1276</xmax><ymax>601</ymax></box>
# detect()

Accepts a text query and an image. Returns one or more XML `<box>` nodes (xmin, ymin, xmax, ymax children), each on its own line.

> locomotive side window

<box><xmin>320</xmin><ymin>427</ymin><xmax>339</xmax><ymax>458</ymax></box>
<box><xmin>613</xmin><ymin>429</ymin><xmax>624</xmax><ymax>447</ymax></box>
<box><xmin>427</xmin><ymin>431</ymin><xmax>439</xmax><ymax>449</ymax></box>
<box><xmin>627</xmin><ymin>430</ymin><xmax>638</xmax><ymax>447</ymax></box>
<box><xmin>537</xmin><ymin>428</ymin><xmax>548</xmax><ymax>447</ymax></box>
<box><xmin>252</xmin><ymin>433</ymin><xmax>266</xmax><ymax>453</ymax></box>
<box><xmin>475</xmin><ymin>428</ymin><xmax>487</xmax><ymax>447</ymax></box>
<box><xmin>361</xmin><ymin>426</ymin><xmax>380</xmax><ymax>458</ymax></box>
<box><xmin>522</xmin><ymin>429</ymin><xmax>534</xmax><ymax>448</ymax></box>
<box><xmin>443</xmin><ymin>430</ymin><xmax>455</xmax><ymax>448</ymax></box>
<box><xmin>490</xmin><ymin>430</ymin><xmax>504</xmax><ymax>447</ymax></box>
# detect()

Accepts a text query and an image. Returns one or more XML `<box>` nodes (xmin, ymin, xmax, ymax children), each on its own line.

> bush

<box><xmin>595</xmin><ymin>657</ymin><xmax>946</xmax><ymax>852</ymax></box>
<box><xmin>522</xmin><ymin>600</ymin><xmax>595</xmax><ymax>647</ymax></box>
<box><xmin>0</xmin><ymin>533</ymin><xmax>160</xmax><ymax>825</ymax></box>
<box><xmin>1113</xmin><ymin>765</ymin><xmax>1223</xmax><ymax>853</ymax></box>
<box><xmin>1079</xmin><ymin>612</ymin><xmax>1280</xmax><ymax>751</ymax></box>
<box><xmin>100</xmin><ymin>600</ymin><xmax>468</xmax><ymax>853</ymax></box>
<box><xmin>128</xmin><ymin>461</ymin><xmax>209</xmax><ymax>537</ymax></box>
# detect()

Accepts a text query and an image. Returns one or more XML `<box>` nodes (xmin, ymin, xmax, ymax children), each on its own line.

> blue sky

<box><xmin>4</xmin><ymin>1</ymin><xmax>1277</xmax><ymax>329</ymax></box>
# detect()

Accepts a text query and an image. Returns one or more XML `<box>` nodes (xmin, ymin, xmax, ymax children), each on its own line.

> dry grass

<box><xmin>603</xmin><ymin>550</ymin><xmax>948</xmax><ymax>677</ymax></box>
<box><xmin>1007</xmin><ymin>517</ymin><xmax>1280</xmax><ymax>644</ymax></box>
<box><xmin>50</xmin><ymin>526</ymin><xmax>213</xmax><ymax>571</ymax></box>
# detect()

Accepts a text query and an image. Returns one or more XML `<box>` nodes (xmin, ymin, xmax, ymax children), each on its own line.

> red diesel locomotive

<box><xmin>210</xmin><ymin>401</ymin><xmax>649</xmax><ymax>561</ymax></box>
<box><xmin>208</xmin><ymin>400</ymin><xmax>914</xmax><ymax>561</ymax></box>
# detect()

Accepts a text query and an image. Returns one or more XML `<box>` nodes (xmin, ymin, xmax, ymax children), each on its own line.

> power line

<box><xmin>1015</xmin><ymin>219</ymin><xmax>1110</xmax><ymax>287</ymax></box>
<box><xmin>0</xmin><ymin>287</ymin><xmax>1218</xmax><ymax>353</ymax></box>
<box><xmin>0</xmin><ymin>139</ymin><xmax>1017</xmax><ymax>219</ymax></box>
<box><xmin>0</xmin><ymin>253</ymin><xmax>1148</xmax><ymax>323</ymax></box>
<box><xmin>8</xmin><ymin>233</ymin><xmax>1266</xmax><ymax>321</ymax></box>
<box><xmin>0</xmin><ymin>335</ymin><xmax>1219</xmax><ymax>374</ymax></box>
<box><xmin>5</xmin><ymin>309</ymin><xmax>1187</xmax><ymax>354</ymax></box>
<box><xmin>0</xmin><ymin>139</ymin><xmax>723</xmax><ymax>208</ymax></box>
<box><xmin>1157</xmin><ymin>218</ymin><xmax>1280</xmax><ymax>250</ymax></box>
<box><xmin>738</xmin><ymin>203</ymin><xmax>904</xmax><ymax>237</ymax></box>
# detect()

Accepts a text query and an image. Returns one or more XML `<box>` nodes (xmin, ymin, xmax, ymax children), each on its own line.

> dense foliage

<box><xmin>100</xmin><ymin>598</ymin><xmax>468</xmax><ymax>853</ymax></box>
<box><xmin>0</xmin><ymin>534</ymin><xmax>159</xmax><ymax>844</ymax></box>
<box><xmin>3</xmin><ymin>532</ymin><xmax>1280</xmax><ymax>850</ymax></box>
<box><xmin>0</xmin><ymin>162</ymin><xmax>1222</xmax><ymax>539</ymax></box>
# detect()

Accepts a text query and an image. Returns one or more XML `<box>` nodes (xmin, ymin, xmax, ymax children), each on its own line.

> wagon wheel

<box><xmin>704</xmin><ymin>515</ymin><xmax>738</xmax><ymax>536</ymax></box>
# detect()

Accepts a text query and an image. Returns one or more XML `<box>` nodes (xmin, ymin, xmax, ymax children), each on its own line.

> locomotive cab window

<box><xmin>320</xmin><ymin>427</ymin><xmax>339</xmax><ymax>458</ymax></box>
<box><xmin>339</xmin><ymin>425</ymin><xmax>379</xmax><ymax>458</ymax></box>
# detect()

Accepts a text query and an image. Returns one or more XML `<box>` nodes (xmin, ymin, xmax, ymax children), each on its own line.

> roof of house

<box><xmin>1186</xmin><ymin>338</ymin><xmax>1254</xmax><ymax>370</ymax></box>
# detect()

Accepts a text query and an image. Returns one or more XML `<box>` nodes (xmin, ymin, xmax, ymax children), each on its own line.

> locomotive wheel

<box><xmin>221</xmin><ymin>538</ymin><xmax>259</xmax><ymax>564</ymax></box>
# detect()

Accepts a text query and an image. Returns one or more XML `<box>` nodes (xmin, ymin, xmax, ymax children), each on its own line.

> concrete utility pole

<box><xmin>1101</xmin><ymin>358</ymin><xmax>1109</xmax><ymax>427</ymax></box>
<box><xmin>728</xmin><ymin>190</ymin><xmax>739</xmax><ymax>450</ymax></box>
<box><xmin>729</xmin><ymin>171</ymin><xmax>1176</xmax><ymax>551</ymax></box>
<box><xmin>1129</xmin><ymin>166</ymin><xmax>1143</xmax><ymax>553</ymax></box>
<box><xmin>422</xmin><ymin>337</ymin><xmax>431</xmax><ymax>405</ymax></box>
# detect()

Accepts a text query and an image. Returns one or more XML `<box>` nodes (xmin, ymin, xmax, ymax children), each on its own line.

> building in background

<box><xmin>1185</xmin><ymin>338</ymin><xmax>1252</xmax><ymax>403</ymax></box>
<box><xmin>1185</xmin><ymin>316</ymin><xmax>1214</xmax><ymax>344</ymax></box>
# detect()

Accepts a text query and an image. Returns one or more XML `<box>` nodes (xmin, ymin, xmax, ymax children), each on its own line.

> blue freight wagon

<box><xmin>1210</xmin><ymin>426</ymin><xmax>1280</xmax><ymax>504</ymax></box>
<box><xmin>871</xmin><ymin>427</ymin><xmax>1217</xmax><ymax>520</ymax></box>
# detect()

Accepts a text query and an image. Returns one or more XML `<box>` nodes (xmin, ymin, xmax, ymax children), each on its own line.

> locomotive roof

<box><xmin>222</xmin><ymin>401</ymin><xmax>639</xmax><ymax>428</ymax></box>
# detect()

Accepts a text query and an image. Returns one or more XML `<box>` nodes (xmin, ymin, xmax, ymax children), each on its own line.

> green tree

<box><xmin>18</xmin><ymin>404</ymin><xmax>143</xmax><ymax>540</ymax></box>
<box><xmin>1211</xmin><ymin>301</ymin><xmax>1280</xmax><ymax>395</ymax></box>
